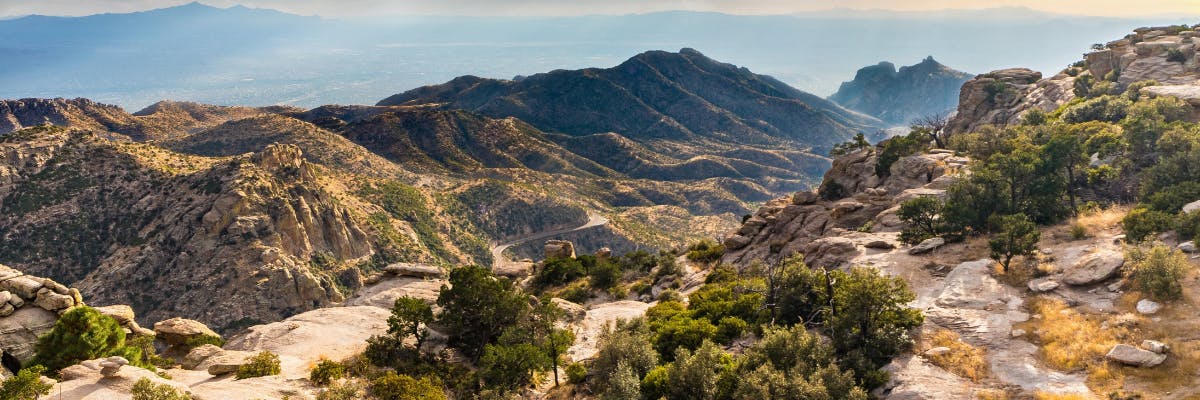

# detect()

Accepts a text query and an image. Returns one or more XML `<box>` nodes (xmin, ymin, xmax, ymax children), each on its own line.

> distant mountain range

<box><xmin>0</xmin><ymin>3</ymin><xmax>1194</xmax><ymax>108</ymax></box>
<box><xmin>829</xmin><ymin>57</ymin><xmax>972</xmax><ymax>125</ymax></box>
<box><xmin>381</xmin><ymin>48</ymin><xmax>879</xmax><ymax>148</ymax></box>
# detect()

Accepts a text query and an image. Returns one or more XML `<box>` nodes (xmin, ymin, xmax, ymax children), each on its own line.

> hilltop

<box><xmin>829</xmin><ymin>57</ymin><xmax>972</xmax><ymax>125</ymax></box>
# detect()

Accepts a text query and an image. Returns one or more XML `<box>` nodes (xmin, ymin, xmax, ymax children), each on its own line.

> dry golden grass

<box><xmin>974</xmin><ymin>389</ymin><xmax>1009</xmax><ymax>400</ymax></box>
<box><xmin>1074</xmin><ymin>205</ymin><xmax>1130</xmax><ymax>233</ymax></box>
<box><xmin>1110</xmin><ymin>274</ymin><xmax>1200</xmax><ymax>396</ymax></box>
<box><xmin>925</xmin><ymin>329</ymin><xmax>989</xmax><ymax>382</ymax></box>
<box><xmin>1023</xmin><ymin>297</ymin><xmax>1125</xmax><ymax>389</ymax></box>
<box><xmin>1032</xmin><ymin>392</ymin><xmax>1090</xmax><ymax>400</ymax></box>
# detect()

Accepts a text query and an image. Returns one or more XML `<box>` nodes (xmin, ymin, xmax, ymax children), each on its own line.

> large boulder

<box><xmin>204</xmin><ymin>350</ymin><xmax>259</xmax><ymax>376</ymax></box>
<box><xmin>1106</xmin><ymin>344</ymin><xmax>1166</xmax><ymax>367</ymax></box>
<box><xmin>153</xmin><ymin>317</ymin><xmax>220</xmax><ymax>347</ymax></box>
<box><xmin>935</xmin><ymin>259</ymin><xmax>1012</xmax><ymax>309</ymax></box>
<box><xmin>383</xmin><ymin>263</ymin><xmax>445</xmax><ymax>279</ymax></box>
<box><xmin>0</xmin><ymin>276</ymin><xmax>43</xmax><ymax>300</ymax></box>
<box><xmin>908</xmin><ymin>237</ymin><xmax>945</xmax><ymax>255</ymax></box>
<box><xmin>818</xmin><ymin>148</ymin><xmax>879</xmax><ymax>200</ymax></box>
<box><xmin>0</xmin><ymin>307</ymin><xmax>58</xmax><ymax>363</ymax></box>
<box><xmin>544</xmin><ymin>240</ymin><xmax>576</xmax><ymax>259</ymax></box>
<box><xmin>1184</xmin><ymin>199</ymin><xmax>1200</xmax><ymax>214</ymax></box>
<box><xmin>1062</xmin><ymin>250</ymin><xmax>1124</xmax><ymax>286</ymax></box>
<box><xmin>803</xmin><ymin>237</ymin><xmax>860</xmax><ymax>269</ymax></box>
<box><xmin>182</xmin><ymin>344</ymin><xmax>226</xmax><ymax>370</ymax></box>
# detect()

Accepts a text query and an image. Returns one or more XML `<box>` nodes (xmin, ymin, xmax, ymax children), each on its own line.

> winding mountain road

<box><xmin>490</xmin><ymin>213</ymin><xmax>609</xmax><ymax>268</ymax></box>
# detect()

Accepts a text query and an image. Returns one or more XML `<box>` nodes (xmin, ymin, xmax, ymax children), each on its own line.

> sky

<box><xmin>1</xmin><ymin>0</ymin><xmax>1198</xmax><ymax>18</ymax></box>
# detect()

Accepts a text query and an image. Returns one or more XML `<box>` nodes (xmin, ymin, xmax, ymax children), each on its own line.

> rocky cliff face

<box><xmin>0</xmin><ymin>98</ymin><xmax>267</xmax><ymax>141</ymax></box>
<box><xmin>721</xmin><ymin>147</ymin><xmax>967</xmax><ymax>268</ymax></box>
<box><xmin>829</xmin><ymin>57</ymin><xmax>971</xmax><ymax>125</ymax></box>
<box><xmin>0</xmin><ymin>128</ymin><xmax>375</xmax><ymax>330</ymax></box>
<box><xmin>948</xmin><ymin>25</ymin><xmax>1200</xmax><ymax>134</ymax></box>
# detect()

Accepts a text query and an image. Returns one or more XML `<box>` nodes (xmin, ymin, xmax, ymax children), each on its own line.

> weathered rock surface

<box><xmin>723</xmin><ymin>149</ymin><xmax>965</xmax><ymax>267</ymax></box>
<box><xmin>1106</xmin><ymin>344</ymin><xmax>1167</xmax><ymax>367</ymax></box>
<box><xmin>908</xmin><ymin>237</ymin><xmax>945</xmax><ymax>255</ymax></box>
<box><xmin>828</xmin><ymin>57</ymin><xmax>972</xmax><ymax>125</ymax></box>
<box><xmin>1061</xmin><ymin>250</ymin><xmax>1124</xmax><ymax>285</ymax></box>
<box><xmin>950</xmin><ymin>27</ymin><xmax>1200</xmax><ymax>136</ymax></box>
<box><xmin>383</xmin><ymin>263</ymin><xmax>445</xmax><ymax>279</ymax></box>
<box><xmin>1028</xmin><ymin>277</ymin><xmax>1061</xmax><ymax>293</ymax></box>
<box><xmin>1142</xmin><ymin>340</ymin><xmax>1170</xmax><ymax>354</ymax></box>
<box><xmin>226</xmin><ymin>306</ymin><xmax>391</xmax><ymax>377</ymax></box>
<box><xmin>1136</xmin><ymin>299</ymin><xmax>1162</xmax><ymax>315</ymax></box>
<box><xmin>98</xmin><ymin>356</ymin><xmax>128</xmax><ymax>377</ymax></box>
<box><xmin>803</xmin><ymin>236</ymin><xmax>860</xmax><ymax>268</ymax></box>
<box><xmin>153</xmin><ymin>317</ymin><xmax>220</xmax><ymax>347</ymax></box>
<box><xmin>544</xmin><ymin>240</ymin><xmax>577</xmax><ymax>259</ymax></box>
<box><xmin>935</xmin><ymin>259</ymin><xmax>1011</xmax><ymax>309</ymax></box>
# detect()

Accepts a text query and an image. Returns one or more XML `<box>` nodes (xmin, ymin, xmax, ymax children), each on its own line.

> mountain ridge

<box><xmin>829</xmin><ymin>57</ymin><xmax>972</xmax><ymax>125</ymax></box>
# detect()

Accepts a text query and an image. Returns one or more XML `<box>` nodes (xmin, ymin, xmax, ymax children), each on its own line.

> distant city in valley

<box><xmin>0</xmin><ymin>3</ymin><xmax>1195</xmax><ymax>110</ymax></box>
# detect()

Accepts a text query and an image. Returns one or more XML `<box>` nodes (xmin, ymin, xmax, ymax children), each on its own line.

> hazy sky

<box><xmin>1</xmin><ymin>0</ymin><xmax>1198</xmax><ymax>17</ymax></box>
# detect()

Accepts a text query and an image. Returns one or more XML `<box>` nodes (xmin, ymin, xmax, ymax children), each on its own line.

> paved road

<box><xmin>490</xmin><ymin>213</ymin><xmax>609</xmax><ymax>267</ymax></box>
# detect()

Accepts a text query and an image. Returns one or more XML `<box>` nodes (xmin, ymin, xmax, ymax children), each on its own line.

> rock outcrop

<box><xmin>723</xmin><ymin>148</ymin><xmax>966</xmax><ymax>267</ymax></box>
<box><xmin>0</xmin><ymin>129</ymin><xmax>375</xmax><ymax>331</ymax></box>
<box><xmin>0</xmin><ymin>264</ymin><xmax>89</xmax><ymax>366</ymax></box>
<box><xmin>946</xmin><ymin>68</ymin><xmax>1074</xmax><ymax>134</ymax></box>
<box><xmin>1106</xmin><ymin>344</ymin><xmax>1167</xmax><ymax>367</ymax></box>
<box><xmin>829</xmin><ymin>57</ymin><xmax>972</xmax><ymax>125</ymax></box>
<box><xmin>949</xmin><ymin>26</ymin><xmax>1200</xmax><ymax>135</ymax></box>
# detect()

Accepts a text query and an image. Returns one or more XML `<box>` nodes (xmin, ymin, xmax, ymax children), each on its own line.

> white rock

<box><xmin>935</xmin><ymin>259</ymin><xmax>1010</xmax><ymax>309</ymax></box>
<box><xmin>1178</xmin><ymin>241</ymin><xmax>1197</xmax><ymax>253</ymax></box>
<box><xmin>1106</xmin><ymin>344</ymin><xmax>1167</xmax><ymax>367</ymax></box>
<box><xmin>1142</xmin><ymin>340</ymin><xmax>1170</xmax><ymax>354</ymax></box>
<box><xmin>1136</xmin><ymin>299</ymin><xmax>1162</xmax><ymax>315</ymax></box>
<box><xmin>98</xmin><ymin>356</ymin><xmax>128</xmax><ymax>377</ymax></box>
<box><xmin>1062</xmin><ymin>250</ymin><xmax>1125</xmax><ymax>286</ymax></box>
<box><xmin>908</xmin><ymin>237</ymin><xmax>945</xmax><ymax>255</ymax></box>
<box><xmin>1011</xmin><ymin>329</ymin><xmax>1027</xmax><ymax>337</ymax></box>
<box><xmin>924</xmin><ymin>347</ymin><xmax>952</xmax><ymax>357</ymax></box>
<box><xmin>1027</xmin><ymin>277</ymin><xmax>1060</xmax><ymax>293</ymax></box>
<box><xmin>1185</xmin><ymin>199</ymin><xmax>1200</xmax><ymax>214</ymax></box>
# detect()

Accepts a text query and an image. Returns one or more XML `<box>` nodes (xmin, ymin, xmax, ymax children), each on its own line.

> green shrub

<box><xmin>898</xmin><ymin>197</ymin><xmax>944</xmax><ymax>245</ymax></box>
<box><xmin>1167</xmin><ymin>48</ymin><xmax>1187</xmax><ymax>63</ymax></box>
<box><xmin>1145</xmin><ymin>182</ymin><xmax>1200</xmax><ymax>212</ymax></box>
<box><xmin>714</xmin><ymin>316</ymin><xmax>748</xmax><ymax>343</ymax></box>
<box><xmin>1121</xmin><ymin>207</ymin><xmax>1176</xmax><ymax>242</ymax></box>
<box><xmin>235</xmin><ymin>351</ymin><xmax>281</xmax><ymax>380</ymax></box>
<box><xmin>1126</xmin><ymin>245</ymin><xmax>1192</xmax><ymax>301</ymax></box>
<box><xmin>1063</xmin><ymin>95</ymin><xmax>1132</xmax><ymax>123</ymax></box>
<box><xmin>31</xmin><ymin>306</ymin><xmax>141</xmax><ymax>372</ymax></box>
<box><xmin>875</xmin><ymin>131</ymin><xmax>929</xmax><ymax>177</ymax></box>
<box><xmin>559</xmin><ymin>282</ymin><xmax>591</xmax><ymax>304</ymax></box>
<box><xmin>650</xmin><ymin>315</ymin><xmax>717</xmax><ymax>360</ymax></box>
<box><xmin>131</xmin><ymin>377</ymin><xmax>193</xmax><ymax>400</ymax></box>
<box><xmin>566</xmin><ymin>362</ymin><xmax>588</xmax><ymax>384</ymax></box>
<box><xmin>589</xmin><ymin>260</ymin><xmax>622</xmax><ymax>290</ymax></box>
<box><xmin>0</xmin><ymin>365</ymin><xmax>52</xmax><ymax>400</ymax></box>
<box><xmin>984</xmin><ymin>80</ymin><xmax>1011</xmax><ymax>103</ymax></box>
<box><xmin>310</xmin><ymin>359</ymin><xmax>347</xmax><ymax>386</ymax></box>
<box><xmin>534</xmin><ymin>257</ymin><xmax>587</xmax><ymax>288</ymax></box>
<box><xmin>830</xmin><ymin>133</ymin><xmax>871</xmax><ymax>157</ymax></box>
<box><xmin>183</xmin><ymin>334</ymin><xmax>224</xmax><ymax>349</ymax></box>
<box><xmin>370</xmin><ymin>372</ymin><xmax>445</xmax><ymax>400</ymax></box>
<box><xmin>988</xmin><ymin>214</ymin><xmax>1041</xmax><ymax>272</ymax></box>
<box><xmin>640</xmin><ymin>365</ymin><xmax>670</xmax><ymax>400</ymax></box>
<box><xmin>685</xmin><ymin>239</ymin><xmax>725</xmax><ymax>264</ymax></box>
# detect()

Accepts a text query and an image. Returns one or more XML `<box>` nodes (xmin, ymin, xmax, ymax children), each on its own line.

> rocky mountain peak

<box><xmin>829</xmin><ymin>57</ymin><xmax>971</xmax><ymax>125</ymax></box>
<box><xmin>948</xmin><ymin>25</ymin><xmax>1200</xmax><ymax>134</ymax></box>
